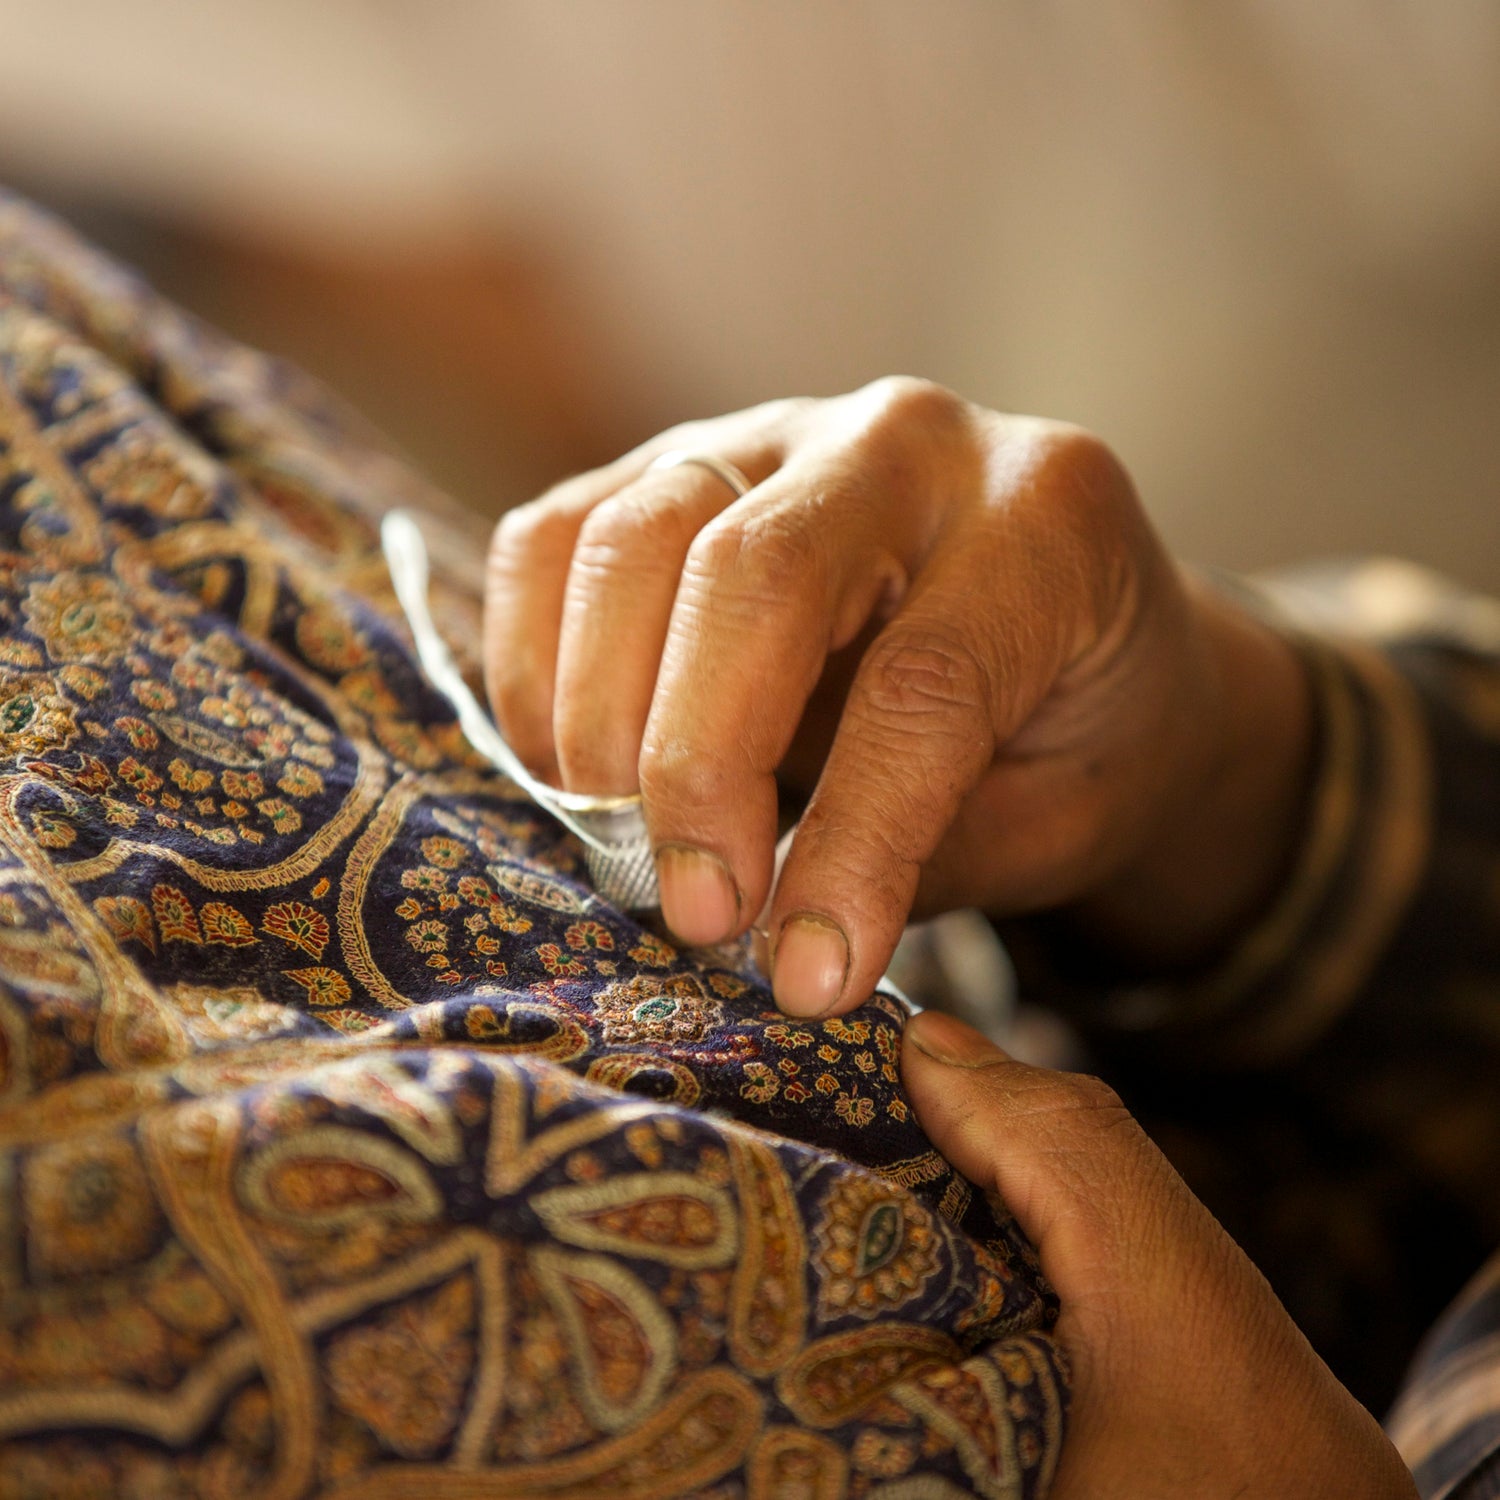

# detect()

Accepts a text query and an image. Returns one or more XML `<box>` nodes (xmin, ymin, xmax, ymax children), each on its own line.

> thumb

<box><xmin>901</xmin><ymin>1009</ymin><xmax>1184</xmax><ymax>1306</ymax></box>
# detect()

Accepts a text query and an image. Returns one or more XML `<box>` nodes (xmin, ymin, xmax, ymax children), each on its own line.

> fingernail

<box><xmin>655</xmin><ymin>843</ymin><xmax>741</xmax><ymax>945</ymax></box>
<box><xmin>907</xmin><ymin>1010</ymin><xmax>1009</xmax><ymax>1069</ymax></box>
<box><xmin>773</xmin><ymin>913</ymin><xmax>849</xmax><ymax>1017</ymax></box>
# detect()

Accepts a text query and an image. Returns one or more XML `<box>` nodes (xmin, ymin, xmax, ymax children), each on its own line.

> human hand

<box><xmin>902</xmin><ymin>1009</ymin><xmax>1418</xmax><ymax>1500</ymax></box>
<box><xmin>483</xmin><ymin>379</ymin><xmax>1312</xmax><ymax>1015</ymax></box>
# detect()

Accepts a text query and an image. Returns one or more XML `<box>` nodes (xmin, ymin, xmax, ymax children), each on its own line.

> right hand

<box><xmin>483</xmin><ymin>379</ymin><xmax>1312</xmax><ymax>1014</ymax></box>
<box><xmin>903</xmin><ymin>1009</ymin><xmax>1418</xmax><ymax>1499</ymax></box>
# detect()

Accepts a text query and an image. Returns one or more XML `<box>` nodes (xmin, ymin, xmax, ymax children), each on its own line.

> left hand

<box><xmin>483</xmin><ymin>381</ymin><xmax>1312</xmax><ymax>1017</ymax></box>
<box><xmin>901</xmin><ymin>1010</ymin><xmax>1418</xmax><ymax>1500</ymax></box>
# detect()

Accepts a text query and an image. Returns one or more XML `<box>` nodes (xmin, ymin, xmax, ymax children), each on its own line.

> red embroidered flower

<box><xmin>284</xmin><ymin>966</ymin><xmax>352</xmax><ymax>1006</ymax></box>
<box><xmin>564</xmin><ymin>920</ymin><xmax>614</xmax><ymax>952</ymax></box>
<box><xmin>151</xmin><ymin>884</ymin><xmax>201</xmax><ymax>945</ymax></box>
<box><xmin>536</xmin><ymin>943</ymin><xmax>586</xmax><ymax>977</ymax></box>
<box><xmin>200</xmin><ymin>902</ymin><xmax>256</xmax><ymax>947</ymax></box>
<box><xmin>94</xmin><ymin>895</ymin><xmax>155</xmax><ymax>953</ymax></box>
<box><xmin>262</xmin><ymin>901</ymin><xmax>330</xmax><ymax>959</ymax></box>
<box><xmin>118</xmin><ymin>757</ymin><xmax>162</xmax><ymax>796</ymax></box>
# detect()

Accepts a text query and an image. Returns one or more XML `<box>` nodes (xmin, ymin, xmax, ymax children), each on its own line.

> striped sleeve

<box><xmin>1009</xmin><ymin>558</ymin><xmax>1500</xmax><ymax>1497</ymax></box>
<box><xmin>1389</xmin><ymin>1252</ymin><xmax>1500</xmax><ymax>1499</ymax></box>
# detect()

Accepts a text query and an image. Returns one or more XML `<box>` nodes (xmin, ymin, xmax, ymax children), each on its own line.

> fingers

<box><xmin>484</xmin><ymin>452</ymin><xmax>651</xmax><ymax>778</ymax></box>
<box><xmin>551</xmin><ymin>462</ymin><xmax>757</xmax><ymax>795</ymax></box>
<box><xmin>639</xmin><ymin>454</ymin><xmax>920</xmax><ymax>944</ymax></box>
<box><xmin>766</xmin><ymin>527</ymin><xmax>1077</xmax><ymax>1016</ymax></box>
<box><xmin>901</xmin><ymin>1012</ymin><xmax>1420</xmax><ymax>1500</ymax></box>
<box><xmin>899</xmin><ymin>1010</ymin><xmax>1188</xmax><ymax>1307</ymax></box>
<box><xmin>484</xmin><ymin>404</ymin><xmax>801</xmax><ymax>781</ymax></box>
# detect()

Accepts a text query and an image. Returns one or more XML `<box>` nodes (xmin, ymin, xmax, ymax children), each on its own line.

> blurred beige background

<box><xmin>1</xmin><ymin>0</ymin><xmax>1497</xmax><ymax>585</ymax></box>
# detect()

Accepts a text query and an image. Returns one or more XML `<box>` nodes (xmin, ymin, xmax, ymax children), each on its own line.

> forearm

<box><xmin>1066</xmin><ymin>577</ymin><xmax>1317</xmax><ymax>975</ymax></box>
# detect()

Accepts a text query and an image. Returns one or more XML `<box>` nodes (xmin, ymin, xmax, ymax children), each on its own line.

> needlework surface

<box><xmin>0</xmin><ymin>191</ymin><xmax>1068</xmax><ymax>1499</ymax></box>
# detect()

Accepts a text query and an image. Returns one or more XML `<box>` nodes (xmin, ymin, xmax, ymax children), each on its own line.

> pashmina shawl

<box><xmin>0</xmin><ymin>191</ymin><xmax>1067</xmax><ymax>1499</ymax></box>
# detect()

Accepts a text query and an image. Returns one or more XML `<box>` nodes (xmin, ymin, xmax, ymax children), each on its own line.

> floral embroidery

<box><xmin>812</xmin><ymin>1174</ymin><xmax>941</xmax><ymax>1319</ymax></box>
<box><xmin>488</xmin><ymin>901</ymin><xmax>533</xmax><ymax>935</ymax></box>
<box><xmin>131</xmin><ymin>679</ymin><xmax>176</xmax><ymax>711</ymax></box>
<box><xmin>117</xmin><ymin>756</ymin><xmax>162</xmax><ymax>799</ymax></box>
<box><xmin>22</xmin><ymin>1135</ymin><xmax>163</xmax><ymax>1278</ymax></box>
<box><xmin>740</xmin><ymin>1061</ymin><xmax>780</xmax><ymax>1104</ymax></box>
<box><xmin>151</xmin><ymin>884</ymin><xmax>202</xmax><ymax>944</ymax></box>
<box><xmin>30</xmin><ymin>809</ymin><xmax>75</xmax><ymax>848</ymax></box>
<box><xmin>834</xmin><ymin>1096</ymin><xmax>876</xmax><ymax>1128</ymax></box>
<box><xmin>58</xmin><ymin>664</ymin><xmax>107</xmax><ymax>699</ymax></box>
<box><xmin>764</xmin><ymin>1024</ymin><xmax>814</xmax><ymax>1048</ymax></box>
<box><xmin>257</xmin><ymin>797</ymin><xmax>303</xmax><ymax>835</ymax></box>
<box><xmin>83</xmin><ymin>428</ymin><xmax>214</xmax><ymax>519</ymax></box>
<box><xmin>294</xmin><ymin>601</ymin><xmax>369</xmax><ymax>674</ymax></box>
<box><xmin>285</xmin><ymin>966</ymin><xmax>353</xmax><ymax>1007</ymax></box>
<box><xmin>564</xmin><ymin>920</ymin><xmax>614</xmax><ymax>952</ymax></box>
<box><xmin>319</xmin><ymin>1006</ymin><xmax>377</xmax><ymax>1033</ymax></box>
<box><xmin>167</xmin><ymin>758</ymin><xmax>213</xmax><ymax>793</ymax></box>
<box><xmin>419</xmin><ymin>836</ymin><xmax>465</xmax><ymax>870</ymax></box>
<box><xmin>115</xmin><ymin>716</ymin><xmax>158</xmax><ymax>750</ymax></box>
<box><xmin>23</xmin><ymin>572</ymin><xmax>135</xmax><ymax>664</ymax></box>
<box><xmin>595</xmin><ymin>975</ymin><xmax>726</xmax><ymax>1046</ymax></box>
<box><xmin>627</xmin><ymin>931</ymin><xmax>677</xmax><ymax>968</ymax></box>
<box><xmin>200</xmin><ymin>901</ymin><xmax>257</xmax><ymax>947</ymax></box>
<box><xmin>406</xmin><ymin>920</ymin><xmax>448</xmax><ymax>954</ymax></box>
<box><xmin>221</xmin><ymin>769</ymin><xmax>264</xmax><ymax>800</ymax></box>
<box><xmin>0</xmin><ymin>638</ymin><xmax>43</xmax><ymax>667</ymax></box>
<box><xmin>824</xmin><ymin>1017</ymin><xmax>871</xmax><ymax>1045</ymax></box>
<box><xmin>262</xmin><ymin>901</ymin><xmax>330</xmax><ymax>959</ymax></box>
<box><xmin>277</xmin><ymin>762</ymin><xmax>323</xmax><ymax>798</ymax></box>
<box><xmin>536</xmin><ymin>943</ymin><xmax>587</xmax><ymax>978</ymax></box>
<box><xmin>94</xmin><ymin>894</ymin><xmax>155</xmax><ymax>952</ymax></box>
<box><xmin>0</xmin><ymin>671</ymin><xmax>77</xmax><ymax>757</ymax></box>
<box><xmin>165</xmin><ymin>982</ymin><xmax>298</xmax><ymax>1043</ymax></box>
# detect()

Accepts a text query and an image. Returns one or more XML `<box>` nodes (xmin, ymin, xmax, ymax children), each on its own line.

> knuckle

<box><xmin>1020</xmin><ymin>423</ymin><xmax>1134</xmax><ymax>528</ymax></box>
<box><xmin>683</xmin><ymin>510</ymin><xmax>821</xmax><ymax>608</ymax></box>
<box><xmin>1057</xmin><ymin>1069</ymin><xmax>1130</xmax><ymax>1122</ymax></box>
<box><xmin>859</xmin><ymin>626</ymin><xmax>987</xmax><ymax>723</ymax></box>
<box><xmin>490</xmin><ymin>498</ymin><xmax>575</xmax><ymax>569</ymax></box>
<box><xmin>570</xmin><ymin>495</ymin><xmax>653</xmax><ymax>577</ymax></box>
<box><xmin>638</xmin><ymin>734</ymin><xmax>737</xmax><ymax>813</ymax></box>
<box><xmin>836</xmin><ymin>378</ymin><xmax>972</xmax><ymax>500</ymax></box>
<box><xmin>1009</xmin><ymin>1067</ymin><xmax>1132</xmax><ymax>1138</ymax></box>
<box><xmin>860</xmin><ymin>374</ymin><xmax>964</xmax><ymax>429</ymax></box>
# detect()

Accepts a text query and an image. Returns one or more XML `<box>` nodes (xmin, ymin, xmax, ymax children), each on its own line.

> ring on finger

<box><xmin>647</xmin><ymin>448</ymin><xmax>753</xmax><ymax>499</ymax></box>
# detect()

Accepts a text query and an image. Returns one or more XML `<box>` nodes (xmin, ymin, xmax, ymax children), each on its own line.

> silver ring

<box><xmin>648</xmin><ymin>448</ymin><xmax>752</xmax><ymax>498</ymax></box>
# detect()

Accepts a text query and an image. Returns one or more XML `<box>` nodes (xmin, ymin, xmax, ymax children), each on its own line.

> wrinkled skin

<box><xmin>483</xmin><ymin>378</ymin><xmax>1420</xmax><ymax>1495</ymax></box>
<box><xmin>903</xmin><ymin>1010</ymin><xmax>1417</xmax><ymax>1499</ymax></box>
<box><xmin>484</xmin><ymin>377</ymin><xmax>1309</xmax><ymax>1015</ymax></box>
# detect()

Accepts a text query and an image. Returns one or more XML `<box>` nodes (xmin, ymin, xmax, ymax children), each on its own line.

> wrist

<box><xmin>1066</xmin><ymin>578</ymin><xmax>1317</xmax><ymax>974</ymax></box>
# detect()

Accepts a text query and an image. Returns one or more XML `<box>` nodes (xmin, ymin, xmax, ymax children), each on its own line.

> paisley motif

<box><xmin>533</xmin><ymin>1171</ymin><xmax>739</xmax><ymax>1269</ymax></box>
<box><xmin>236</xmin><ymin>1124</ymin><xmax>443</xmax><ymax>1230</ymax></box>
<box><xmin>813</xmin><ymin>1172</ymin><xmax>943</xmax><ymax>1321</ymax></box>
<box><xmin>0</xmin><ymin>189</ymin><xmax>1067</xmax><ymax>1499</ymax></box>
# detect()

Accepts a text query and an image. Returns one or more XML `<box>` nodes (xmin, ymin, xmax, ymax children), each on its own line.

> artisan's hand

<box><xmin>484</xmin><ymin>379</ymin><xmax>1312</xmax><ymax>1015</ymax></box>
<box><xmin>902</xmin><ymin>1010</ymin><xmax>1418</xmax><ymax>1500</ymax></box>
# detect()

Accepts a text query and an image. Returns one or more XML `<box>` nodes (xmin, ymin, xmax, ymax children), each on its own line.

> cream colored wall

<box><xmin>3</xmin><ymin>1</ymin><xmax>1498</xmax><ymax>584</ymax></box>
